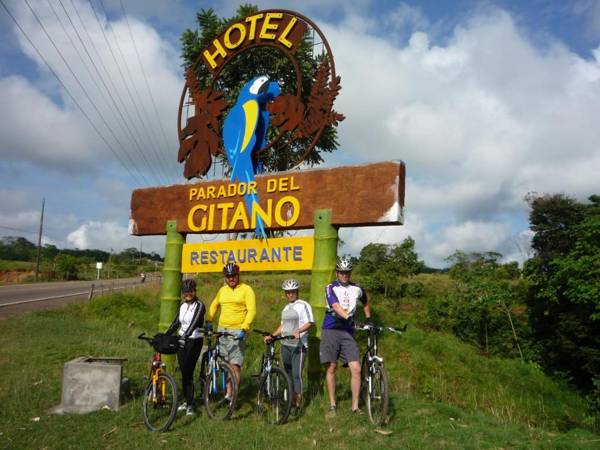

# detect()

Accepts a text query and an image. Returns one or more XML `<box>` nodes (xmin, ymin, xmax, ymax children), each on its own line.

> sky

<box><xmin>1</xmin><ymin>0</ymin><xmax>599</xmax><ymax>268</ymax></box>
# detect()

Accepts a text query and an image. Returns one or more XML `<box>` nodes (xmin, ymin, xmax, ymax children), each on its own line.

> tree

<box><xmin>179</xmin><ymin>5</ymin><xmax>341</xmax><ymax>175</ymax></box>
<box><xmin>446</xmin><ymin>250</ymin><xmax>518</xmax><ymax>282</ymax></box>
<box><xmin>0</xmin><ymin>236</ymin><xmax>36</xmax><ymax>261</ymax></box>
<box><xmin>525</xmin><ymin>193</ymin><xmax>600</xmax><ymax>391</ymax></box>
<box><xmin>355</xmin><ymin>238</ymin><xmax>424</xmax><ymax>297</ymax></box>
<box><xmin>55</xmin><ymin>254</ymin><xmax>80</xmax><ymax>280</ymax></box>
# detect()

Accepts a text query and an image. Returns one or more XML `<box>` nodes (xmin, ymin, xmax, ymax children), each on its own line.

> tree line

<box><xmin>0</xmin><ymin>236</ymin><xmax>163</xmax><ymax>280</ymax></box>
<box><xmin>351</xmin><ymin>193</ymin><xmax>599</xmax><ymax>419</ymax></box>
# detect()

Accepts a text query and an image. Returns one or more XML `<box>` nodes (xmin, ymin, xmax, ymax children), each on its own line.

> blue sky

<box><xmin>1</xmin><ymin>0</ymin><xmax>600</xmax><ymax>267</ymax></box>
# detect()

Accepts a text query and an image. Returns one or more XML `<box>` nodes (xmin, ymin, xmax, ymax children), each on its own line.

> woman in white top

<box><xmin>166</xmin><ymin>278</ymin><xmax>205</xmax><ymax>415</ymax></box>
<box><xmin>265</xmin><ymin>279</ymin><xmax>314</xmax><ymax>409</ymax></box>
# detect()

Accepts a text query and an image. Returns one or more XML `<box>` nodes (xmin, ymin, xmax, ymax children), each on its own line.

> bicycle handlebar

<box><xmin>356</xmin><ymin>323</ymin><xmax>408</xmax><ymax>334</ymax></box>
<box><xmin>198</xmin><ymin>328</ymin><xmax>241</xmax><ymax>339</ymax></box>
<box><xmin>138</xmin><ymin>332</ymin><xmax>152</xmax><ymax>341</ymax></box>
<box><xmin>253</xmin><ymin>328</ymin><xmax>295</xmax><ymax>341</ymax></box>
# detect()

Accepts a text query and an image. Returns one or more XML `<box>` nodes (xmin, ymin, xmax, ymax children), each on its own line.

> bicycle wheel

<box><xmin>257</xmin><ymin>366</ymin><xmax>292</xmax><ymax>425</ymax></box>
<box><xmin>365</xmin><ymin>362</ymin><xmax>389</xmax><ymax>426</ymax></box>
<box><xmin>204</xmin><ymin>361</ymin><xmax>237</xmax><ymax>420</ymax></box>
<box><xmin>142</xmin><ymin>373</ymin><xmax>178</xmax><ymax>432</ymax></box>
<box><xmin>197</xmin><ymin>352</ymin><xmax>208</xmax><ymax>402</ymax></box>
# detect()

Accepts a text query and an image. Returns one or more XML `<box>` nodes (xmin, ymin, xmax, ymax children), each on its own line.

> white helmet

<box><xmin>336</xmin><ymin>257</ymin><xmax>353</xmax><ymax>272</ymax></box>
<box><xmin>281</xmin><ymin>279</ymin><xmax>300</xmax><ymax>291</ymax></box>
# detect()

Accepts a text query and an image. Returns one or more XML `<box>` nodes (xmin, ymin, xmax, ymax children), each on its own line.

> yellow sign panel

<box><xmin>182</xmin><ymin>237</ymin><xmax>314</xmax><ymax>273</ymax></box>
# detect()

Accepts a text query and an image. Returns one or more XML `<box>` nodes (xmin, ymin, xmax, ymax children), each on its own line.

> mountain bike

<box><xmin>356</xmin><ymin>323</ymin><xmax>407</xmax><ymax>425</ymax></box>
<box><xmin>197</xmin><ymin>328</ymin><xmax>239</xmax><ymax>420</ymax></box>
<box><xmin>138</xmin><ymin>332</ymin><xmax>179</xmax><ymax>432</ymax></box>
<box><xmin>253</xmin><ymin>329</ymin><xmax>294</xmax><ymax>425</ymax></box>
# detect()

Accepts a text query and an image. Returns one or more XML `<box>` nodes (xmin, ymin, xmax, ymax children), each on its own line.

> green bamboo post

<box><xmin>158</xmin><ymin>220</ymin><xmax>185</xmax><ymax>373</ymax></box>
<box><xmin>308</xmin><ymin>209</ymin><xmax>338</xmax><ymax>395</ymax></box>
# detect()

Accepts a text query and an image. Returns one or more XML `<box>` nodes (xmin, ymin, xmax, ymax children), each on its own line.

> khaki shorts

<box><xmin>218</xmin><ymin>328</ymin><xmax>245</xmax><ymax>366</ymax></box>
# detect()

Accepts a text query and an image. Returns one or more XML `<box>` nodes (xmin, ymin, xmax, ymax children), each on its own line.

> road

<box><xmin>0</xmin><ymin>277</ymin><xmax>154</xmax><ymax>317</ymax></box>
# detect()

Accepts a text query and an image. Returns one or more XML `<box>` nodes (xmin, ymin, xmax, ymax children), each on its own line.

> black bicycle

<box><xmin>197</xmin><ymin>328</ymin><xmax>238</xmax><ymax>420</ymax></box>
<box><xmin>137</xmin><ymin>333</ymin><xmax>179</xmax><ymax>432</ymax></box>
<box><xmin>253</xmin><ymin>329</ymin><xmax>294</xmax><ymax>425</ymax></box>
<box><xmin>356</xmin><ymin>323</ymin><xmax>407</xmax><ymax>425</ymax></box>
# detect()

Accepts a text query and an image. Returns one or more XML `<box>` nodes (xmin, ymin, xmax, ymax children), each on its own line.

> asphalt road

<box><xmin>0</xmin><ymin>277</ymin><xmax>152</xmax><ymax>317</ymax></box>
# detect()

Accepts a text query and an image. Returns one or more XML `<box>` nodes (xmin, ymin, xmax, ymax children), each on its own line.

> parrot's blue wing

<box><xmin>223</xmin><ymin>105</ymin><xmax>245</xmax><ymax>171</ymax></box>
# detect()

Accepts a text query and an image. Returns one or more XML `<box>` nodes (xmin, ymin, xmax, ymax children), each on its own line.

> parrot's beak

<box><xmin>258</xmin><ymin>78</ymin><xmax>270</xmax><ymax>94</ymax></box>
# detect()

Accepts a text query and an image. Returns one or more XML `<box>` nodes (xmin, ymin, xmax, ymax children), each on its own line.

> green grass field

<box><xmin>0</xmin><ymin>273</ymin><xmax>598</xmax><ymax>449</ymax></box>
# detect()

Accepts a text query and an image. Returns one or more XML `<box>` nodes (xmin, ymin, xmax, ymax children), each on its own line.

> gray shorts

<box><xmin>218</xmin><ymin>328</ymin><xmax>245</xmax><ymax>366</ymax></box>
<box><xmin>319</xmin><ymin>329</ymin><xmax>360</xmax><ymax>365</ymax></box>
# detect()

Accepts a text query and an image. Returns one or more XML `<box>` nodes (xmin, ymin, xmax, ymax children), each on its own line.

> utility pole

<box><xmin>34</xmin><ymin>198</ymin><xmax>45</xmax><ymax>282</ymax></box>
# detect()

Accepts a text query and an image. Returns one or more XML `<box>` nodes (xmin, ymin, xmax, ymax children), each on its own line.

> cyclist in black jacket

<box><xmin>166</xmin><ymin>278</ymin><xmax>205</xmax><ymax>416</ymax></box>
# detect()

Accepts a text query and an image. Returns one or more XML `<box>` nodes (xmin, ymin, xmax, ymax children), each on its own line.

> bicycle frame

<box><xmin>357</xmin><ymin>323</ymin><xmax>406</xmax><ymax>425</ymax></box>
<box><xmin>149</xmin><ymin>353</ymin><xmax>164</xmax><ymax>401</ymax></box>
<box><xmin>138</xmin><ymin>332</ymin><xmax>178</xmax><ymax>432</ymax></box>
<box><xmin>253</xmin><ymin>329</ymin><xmax>294</xmax><ymax>424</ymax></box>
<box><xmin>207</xmin><ymin>333</ymin><xmax>231</xmax><ymax>394</ymax></box>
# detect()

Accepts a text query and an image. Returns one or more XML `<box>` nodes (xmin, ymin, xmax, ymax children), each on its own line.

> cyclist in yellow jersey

<box><xmin>206</xmin><ymin>263</ymin><xmax>256</xmax><ymax>399</ymax></box>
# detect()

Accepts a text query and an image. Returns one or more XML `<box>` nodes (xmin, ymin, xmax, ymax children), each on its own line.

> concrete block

<box><xmin>51</xmin><ymin>357</ymin><xmax>127</xmax><ymax>414</ymax></box>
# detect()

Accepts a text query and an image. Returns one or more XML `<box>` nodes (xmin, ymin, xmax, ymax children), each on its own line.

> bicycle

<box><xmin>356</xmin><ymin>323</ymin><xmax>407</xmax><ymax>425</ymax></box>
<box><xmin>137</xmin><ymin>332</ymin><xmax>179</xmax><ymax>432</ymax></box>
<box><xmin>197</xmin><ymin>328</ymin><xmax>239</xmax><ymax>420</ymax></box>
<box><xmin>253</xmin><ymin>329</ymin><xmax>294</xmax><ymax>425</ymax></box>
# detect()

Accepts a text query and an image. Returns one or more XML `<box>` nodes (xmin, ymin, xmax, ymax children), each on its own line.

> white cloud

<box><xmin>3</xmin><ymin>3</ymin><xmax>599</xmax><ymax>268</ymax></box>
<box><xmin>322</xmin><ymin>8</ymin><xmax>600</xmax><ymax>265</ymax></box>
<box><xmin>6</xmin><ymin>0</ymin><xmax>182</xmax><ymax>184</ymax></box>
<box><xmin>66</xmin><ymin>220</ymin><xmax>164</xmax><ymax>254</ymax></box>
<box><xmin>0</xmin><ymin>76</ymin><xmax>98</xmax><ymax>171</ymax></box>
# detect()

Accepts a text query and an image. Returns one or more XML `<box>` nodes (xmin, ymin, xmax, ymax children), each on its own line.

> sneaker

<box><xmin>186</xmin><ymin>405</ymin><xmax>195</xmax><ymax>416</ymax></box>
<box><xmin>177</xmin><ymin>402</ymin><xmax>187</xmax><ymax>412</ymax></box>
<box><xmin>325</xmin><ymin>405</ymin><xmax>337</xmax><ymax>419</ymax></box>
<box><xmin>351</xmin><ymin>408</ymin><xmax>364</xmax><ymax>415</ymax></box>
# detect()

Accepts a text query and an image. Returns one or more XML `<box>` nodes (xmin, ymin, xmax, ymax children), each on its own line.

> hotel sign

<box><xmin>129</xmin><ymin>161</ymin><xmax>405</xmax><ymax>236</ymax></box>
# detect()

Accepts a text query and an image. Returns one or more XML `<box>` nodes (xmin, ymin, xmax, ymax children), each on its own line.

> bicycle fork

<box><xmin>366</xmin><ymin>355</ymin><xmax>384</xmax><ymax>398</ymax></box>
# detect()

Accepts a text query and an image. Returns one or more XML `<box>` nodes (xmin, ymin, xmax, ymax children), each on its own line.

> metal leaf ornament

<box><xmin>295</xmin><ymin>61</ymin><xmax>345</xmax><ymax>139</ymax></box>
<box><xmin>178</xmin><ymin>67</ymin><xmax>227</xmax><ymax>179</ymax></box>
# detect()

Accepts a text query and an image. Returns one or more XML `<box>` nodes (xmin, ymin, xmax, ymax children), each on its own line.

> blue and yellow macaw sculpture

<box><xmin>223</xmin><ymin>75</ymin><xmax>281</xmax><ymax>237</ymax></box>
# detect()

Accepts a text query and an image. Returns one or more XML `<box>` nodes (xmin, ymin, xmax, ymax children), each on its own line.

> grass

<box><xmin>0</xmin><ymin>274</ymin><xmax>599</xmax><ymax>449</ymax></box>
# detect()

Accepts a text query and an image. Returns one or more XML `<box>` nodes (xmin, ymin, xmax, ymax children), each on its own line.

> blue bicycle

<box><xmin>197</xmin><ymin>328</ymin><xmax>238</xmax><ymax>420</ymax></box>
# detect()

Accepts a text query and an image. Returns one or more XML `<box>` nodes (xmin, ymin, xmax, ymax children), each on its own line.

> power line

<box><xmin>108</xmin><ymin>0</ymin><xmax>176</xmax><ymax>182</ymax></box>
<box><xmin>22</xmin><ymin>0</ymin><xmax>150</xmax><ymax>185</ymax></box>
<box><xmin>45</xmin><ymin>0</ymin><xmax>164</xmax><ymax>185</ymax></box>
<box><xmin>92</xmin><ymin>0</ymin><xmax>176</xmax><ymax>184</ymax></box>
<box><xmin>0</xmin><ymin>0</ymin><xmax>145</xmax><ymax>186</ymax></box>
<box><xmin>0</xmin><ymin>225</ymin><xmax>38</xmax><ymax>235</ymax></box>
<box><xmin>119</xmin><ymin>0</ymin><xmax>179</xmax><ymax>182</ymax></box>
<box><xmin>61</xmin><ymin>0</ymin><xmax>166</xmax><ymax>184</ymax></box>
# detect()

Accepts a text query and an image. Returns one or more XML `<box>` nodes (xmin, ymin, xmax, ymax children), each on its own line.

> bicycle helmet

<box><xmin>336</xmin><ymin>257</ymin><xmax>353</xmax><ymax>272</ymax></box>
<box><xmin>222</xmin><ymin>263</ymin><xmax>240</xmax><ymax>276</ymax></box>
<box><xmin>281</xmin><ymin>279</ymin><xmax>300</xmax><ymax>291</ymax></box>
<box><xmin>181</xmin><ymin>278</ymin><xmax>197</xmax><ymax>293</ymax></box>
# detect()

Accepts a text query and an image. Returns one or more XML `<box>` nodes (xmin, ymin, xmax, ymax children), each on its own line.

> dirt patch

<box><xmin>0</xmin><ymin>270</ymin><xmax>35</xmax><ymax>283</ymax></box>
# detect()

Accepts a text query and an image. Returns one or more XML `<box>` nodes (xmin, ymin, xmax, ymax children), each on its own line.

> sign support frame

<box><xmin>158</xmin><ymin>220</ymin><xmax>185</xmax><ymax>373</ymax></box>
<box><xmin>307</xmin><ymin>209</ymin><xmax>339</xmax><ymax>394</ymax></box>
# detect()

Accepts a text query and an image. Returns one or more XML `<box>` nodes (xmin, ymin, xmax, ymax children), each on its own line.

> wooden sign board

<box><xmin>182</xmin><ymin>236</ymin><xmax>314</xmax><ymax>273</ymax></box>
<box><xmin>129</xmin><ymin>161</ymin><xmax>405</xmax><ymax>236</ymax></box>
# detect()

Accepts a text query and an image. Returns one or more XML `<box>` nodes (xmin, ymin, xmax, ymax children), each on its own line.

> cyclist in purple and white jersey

<box><xmin>320</xmin><ymin>257</ymin><xmax>372</xmax><ymax>417</ymax></box>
